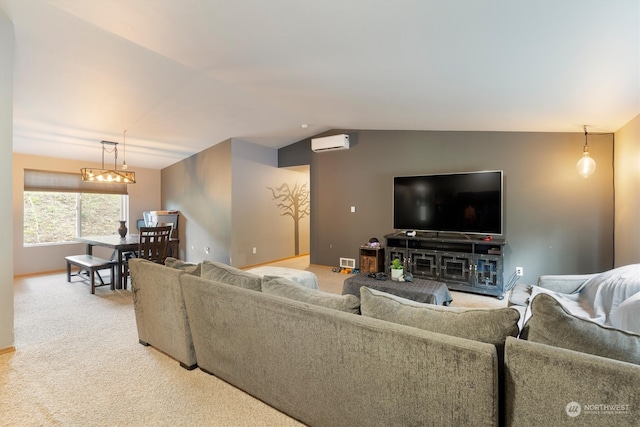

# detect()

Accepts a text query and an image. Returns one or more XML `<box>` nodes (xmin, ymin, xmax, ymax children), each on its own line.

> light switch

<box><xmin>350</xmin><ymin>206</ymin><xmax>356</xmax><ymax>213</ymax></box>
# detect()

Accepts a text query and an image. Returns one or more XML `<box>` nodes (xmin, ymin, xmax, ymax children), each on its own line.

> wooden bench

<box><xmin>65</xmin><ymin>255</ymin><xmax>117</xmax><ymax>294</ymax></box>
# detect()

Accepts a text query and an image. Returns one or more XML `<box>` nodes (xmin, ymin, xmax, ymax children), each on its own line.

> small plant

<box><xmin>391</xmin><ymin>258</ymin><xmax>403</xmax><ymax>270</ymax></box>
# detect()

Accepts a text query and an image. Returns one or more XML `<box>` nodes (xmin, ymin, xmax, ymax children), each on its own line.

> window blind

<box><xmin>24</xmin><ymin>169</ymin><xmax>128</xmax><ymax>195</ymax></box>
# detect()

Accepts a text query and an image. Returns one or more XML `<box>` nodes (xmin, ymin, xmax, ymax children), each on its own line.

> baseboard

<box><xmin>0</xmin><ymin>346</ymin><xmax>16</xmax><ymax>355</ymax></box>
<box><xmin>14</xmin><ymin>268</ymin><xmax>66</xmax><ymax>278</ymax></box>
<box><xmin>242</xmin><ymin>253</ymin><xmax>310</xmax><ymax>270</ymax></box>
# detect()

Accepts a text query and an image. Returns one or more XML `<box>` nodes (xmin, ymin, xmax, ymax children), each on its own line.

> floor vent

<box><xmin>340</xmin><ymin>258</ymin><xmax>356</xmax><ymax>269</ymax></box>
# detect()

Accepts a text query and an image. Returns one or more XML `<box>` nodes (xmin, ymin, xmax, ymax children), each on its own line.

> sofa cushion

<box><xmin>360</xmin><ymin>287</ymin><xmax>520</xmax><ymax>347</ymax></box>
<box><xmin>262</xmin><ymin>277</ymin><xmax>360</xmax><ymax>314</ymax></box>
<box><xmin>610</xmin><ymin>292</ymin><xmax>640</xmax><ymax>334</ymax></box>
<box><xmin>200</xmin><ymin>261</ymin><xmax>262</xmax><ymax>291</ymax></box>
<box><xmin>521</xmin><ymin>293</ymin><xmax>640</xmax><ymax>365</ymax></box>
<box><xmin>164</xmin><ymin>257</ymin><xmax>201</xmax><ymax>276</ymax></box>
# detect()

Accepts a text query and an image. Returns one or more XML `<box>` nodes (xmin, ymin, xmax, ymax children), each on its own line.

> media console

<box><xmin>384</xmin><ymin>232</ymin><xmax>506</xmax><ymax>299</ymax></box>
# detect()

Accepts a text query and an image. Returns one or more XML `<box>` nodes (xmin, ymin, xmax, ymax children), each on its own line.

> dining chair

<box><xmin>138</xmin><ymin>226</ymin><xmax>172</xmax><ymax>264</ymax></box>
<box><xmin>122</xmin><ymin>226</ymin><xmax>172</xmax><ymax>290</ymax></box>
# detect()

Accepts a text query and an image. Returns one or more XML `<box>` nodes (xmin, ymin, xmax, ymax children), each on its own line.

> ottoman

<box><xmin>343</xmin><ymin>274</ymin><xmax>452</xmax><ymax>305</ymax></box>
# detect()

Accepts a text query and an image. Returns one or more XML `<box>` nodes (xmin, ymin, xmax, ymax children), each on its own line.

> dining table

<box><xmin>75</xmin><ymin>234</ymin><xmax>180</xmax><ymax>290</ymax></box>
<box><xmin>75</xmin><ymin>234</ymin><xmax>139</xmax><ymax>290</ymax></box>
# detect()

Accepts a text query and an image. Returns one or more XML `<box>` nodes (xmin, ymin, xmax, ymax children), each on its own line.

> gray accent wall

<box><xmin>162</xmin><ymin>139</ymin><xmax>233</xmax><ymax>264</ymax></box>
<box><xmin>280</xmin><ymin>130</ymin><xmax>615</xmax><ymax>284</ymax></box>
<box><xmin>231</xmin><ymin>140</ymin><xmax>310</xmax><ymax>266</ymax></box>
<box><xmin>161</xmin><ymin>139</ymin><xmax>310</xmax><ymax>267</ymax></box>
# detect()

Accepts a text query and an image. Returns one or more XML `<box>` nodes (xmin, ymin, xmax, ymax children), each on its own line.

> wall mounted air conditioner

<box><xmin>311</xmin><ymin>134</ymin><xmax>350</xmax><ymax>152</ymax></box>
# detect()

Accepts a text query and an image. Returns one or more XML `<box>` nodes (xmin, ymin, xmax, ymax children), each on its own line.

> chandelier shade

<box><xmin>81</xmin><ymin>140</ymin><xmax>136</xmax><ymax>184</ymax></box>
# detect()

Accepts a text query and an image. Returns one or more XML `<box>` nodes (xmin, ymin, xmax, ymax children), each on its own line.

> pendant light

<box><xmin>80</xmin><ymin>133</ymin><xmax>136</xmax><ymax>184</ymax></box>
<box><xmin>576</xmin><ymin>125</ymin><xmax>596</xmax><ymax>178</ymax></box>
<box><xmin>122</xmin><ymin>130</ymin><xmax>129</xmax><ymax>171</ymax></box>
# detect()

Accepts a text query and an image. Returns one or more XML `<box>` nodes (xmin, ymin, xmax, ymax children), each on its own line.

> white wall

<box><xmin>0</xmin><ymin>8</ymin><xmax>14</xmax><ymax>351</ymax></box>
<box><xmin>13</xmin><ymin>153</ymin><xmax>161</xmax><ymax>275</ymax></box>
<box><xmin>614</xmin><ymin>114</ymin><xmax>640</xmax><ymax>266</ymax></box>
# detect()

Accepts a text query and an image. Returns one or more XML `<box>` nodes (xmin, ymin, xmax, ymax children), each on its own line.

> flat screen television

<box><xmin>393</xmin><ymin>170</ymin><xmax>503</xmax><ymax>236</ymax></box>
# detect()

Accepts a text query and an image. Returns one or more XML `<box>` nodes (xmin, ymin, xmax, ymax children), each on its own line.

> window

<box><xmin>23</xmin><ymin>169</ymin><xmax>129</xmax><ymax>246</ymax></box>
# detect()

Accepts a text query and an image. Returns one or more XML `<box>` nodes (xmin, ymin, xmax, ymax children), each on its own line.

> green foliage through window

<box><xmin>24</xmin><ymin>191</ymin><xmax>126</xmax><ymax>245</ymax></box>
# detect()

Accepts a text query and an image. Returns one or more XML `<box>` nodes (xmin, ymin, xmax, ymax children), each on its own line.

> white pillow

<box><xmin>610</xmin><ymin>291</ymin><xmax>640</xmax><ymax>334</ymax></box>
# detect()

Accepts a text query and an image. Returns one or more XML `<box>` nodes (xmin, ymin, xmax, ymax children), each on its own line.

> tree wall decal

<box><xmin>267</xmin><ymin>182</ymin><xmax>310</xmax><ymax>255</ymax></box>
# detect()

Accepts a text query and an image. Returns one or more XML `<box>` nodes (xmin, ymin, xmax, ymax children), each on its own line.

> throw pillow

<box><xmin>610</xmin><ymin>292</ymin><xmax>640</xmax><ymax>335</ymax></box>
<box><xmin>164</xmin><ymin>257</ymin><xmax>201</xmax><ymax>276</ymax></box>
<box><xmin>200</xmin><ymin>260</ymin><xmax>262</xmax><ymax>291</ymax></box>
<box><xmin>262</xmin><ymin>277</ymin><xmax>360</xmax><ymax>314</ymax></box>
<box><xmin>521</xmin><ymin>293</ymin><xmax>640</xmax><ymax>365</ymax></box>
<box><xmin>360</xmin><ymin>287</ymin><xmax>520</xmax><ymax>347</ymax></box>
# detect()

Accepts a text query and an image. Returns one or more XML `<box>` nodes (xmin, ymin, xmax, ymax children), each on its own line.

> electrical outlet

<box><xmin>204</xmin><ymin>246</ymin><xmax>210</xmax><ymax>255</ymax></box>
<box><xmin>515</xmin><ymin>266</ymin><xmax>523</xmax><ymax>276</ymax></box>
<box><xmin>252</xmin><ymin>247</ymin><xmax>257</xmax><ymax>254</ymax></box>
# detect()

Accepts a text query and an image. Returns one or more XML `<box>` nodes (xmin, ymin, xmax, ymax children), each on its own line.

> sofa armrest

<box><xmin>536</xmin><ymin>273</ymin><xmax>596</xmax><ymax>294</ymax></box>
<box><xmin>504</xmin><ymin>337</ymin><xmax>640</xmax><ymax>426</ymax></box>
<box><xmin>129</xmin><ymin>258</ymin><xmax>197</xmax><ymax>369</ymax></box>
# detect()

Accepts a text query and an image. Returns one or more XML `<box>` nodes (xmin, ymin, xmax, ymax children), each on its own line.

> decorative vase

<box><xmin>118</xmin><ymin>220</ymin><xmax>128</xmax><ymax>238</ymax></box>
<box><xmin>391</xmin><ymin>268</ymin><xmax>403</xmax><ymax>281</ymax></box>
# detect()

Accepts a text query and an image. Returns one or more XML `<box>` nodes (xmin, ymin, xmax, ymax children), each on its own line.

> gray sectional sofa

<box><xmin>129</xmin><ymin>258</ymin><xmax>640</xmax><ymax>427</ymax></box>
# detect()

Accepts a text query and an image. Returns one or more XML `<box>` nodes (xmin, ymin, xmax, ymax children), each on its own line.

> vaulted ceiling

<box><xmin>2</xmin><ymin>0</ymin><xmax>639</xmax><ymax>169</ymax></box>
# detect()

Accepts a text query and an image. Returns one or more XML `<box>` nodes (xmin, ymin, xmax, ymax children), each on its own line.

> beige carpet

<box><xmin>2</xmin><ymin>272</ymin><xmax>303</xmax><ymax>426</ymax></box>
<box><xmin>2</xmin><ymin>256</ymin><xmax>508</xmax><ymax>426</ymax></box>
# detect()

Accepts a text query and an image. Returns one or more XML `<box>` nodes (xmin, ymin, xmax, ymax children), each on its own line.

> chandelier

<box><xmin>81</xmin><ymin>132</ymin><xmax>136</xmax><ymax>184</ymax></box>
